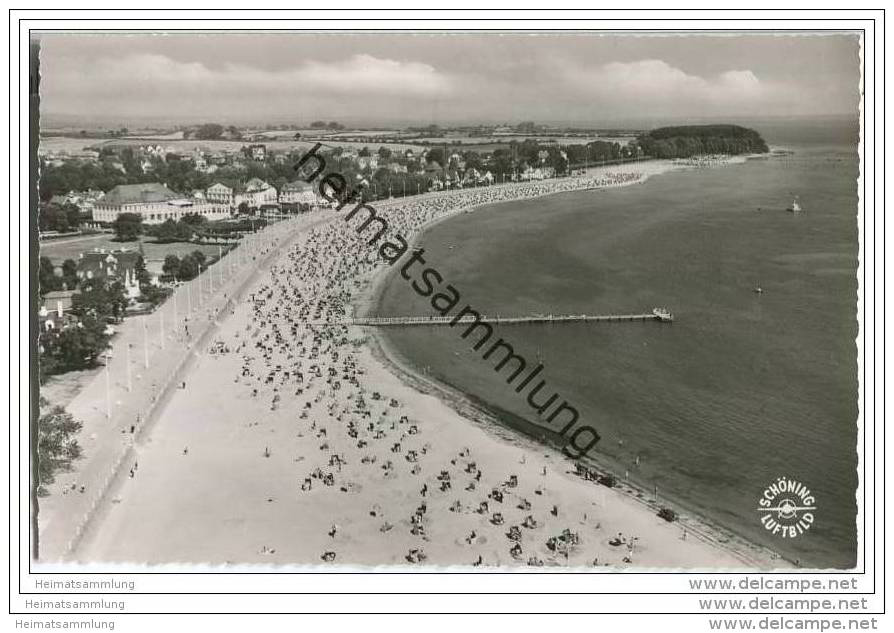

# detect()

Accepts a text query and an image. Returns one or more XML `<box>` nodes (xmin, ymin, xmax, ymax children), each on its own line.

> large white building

<box><xmin>234</xmin><ymin>178</ymin><xmax>278</xmax><ymax>210</ymax></box>
<box><xmin>205</xmin><ymin>182</ymin><xmax>234</xmax><ymax>207</ymax></box>
<box><xmin>279</xmin><ymin>181</ymin><xmax>320</xmax><ymax>207</ymax></box>
<box><xmin>92</xmin><ymin>183</ymin><xmax>230</xmax><ymax>224</ymax></box>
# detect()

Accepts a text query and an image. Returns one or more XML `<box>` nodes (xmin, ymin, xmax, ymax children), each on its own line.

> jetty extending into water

<box><xmin>307</xmin><ymin>308</ymin><xmax>674</xmax><ymax>327</ymax></box>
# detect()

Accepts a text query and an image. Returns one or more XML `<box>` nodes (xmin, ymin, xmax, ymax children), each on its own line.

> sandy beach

<box><xmin>59</xmin><ymin>159</ymin><xmax>786</xmax><ymax>568</ymax></box>
<box><xmin>37</xmin><ymin>212</ymin><xmax>332</xmax><ymax>561</ymax></box>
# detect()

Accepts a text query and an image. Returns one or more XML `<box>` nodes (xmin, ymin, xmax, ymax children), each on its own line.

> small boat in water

<box><xmin>787</xmin><ymin>197</ymin><xmax>802</xmax><ymax>213</ymax></box>
<box><xmin>753</xmin><ymin>286</ymin><xmax>763</xmax><ymax>294</ymax></box>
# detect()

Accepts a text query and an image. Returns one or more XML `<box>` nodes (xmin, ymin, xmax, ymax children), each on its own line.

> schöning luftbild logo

<box><xmin>757</xmin><ymin>477</ymin><xmax>817</xmax><ymax>538</ymax></box>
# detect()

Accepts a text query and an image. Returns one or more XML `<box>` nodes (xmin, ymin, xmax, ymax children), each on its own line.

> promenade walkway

<box><xmin>37</xmin><ymin>212</ymin><xmax>334</xmax><ymax>561</ymax></box>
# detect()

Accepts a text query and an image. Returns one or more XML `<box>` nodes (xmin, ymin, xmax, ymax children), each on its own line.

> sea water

<box><xmin>376</xmin><ymin>119</ymin><xmax>860</xmax><ymax>568</ymax></box>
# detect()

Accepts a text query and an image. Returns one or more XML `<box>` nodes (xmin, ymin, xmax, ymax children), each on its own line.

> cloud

<box><xmin>562</xmin><ymin>60</ymin><xmax>776</xmax><ymax>114</ymax></box>
<box><xmin>292</xmin><ymin>54</ymin><xmax>452</xmax><ymax>96</ymax></box>
<box><xmin>39</xmin><ymin>43</ymin><xmax>830</xmax><ymax>125</ymax></box>
<box><xmin>717</xmin><ymin>69</ymin><xmax>761</xmax><ymax>93</ymax></box>
<box><xmin>42</xmin><ymin>52</ymin><xmax>454</xmax><ymax>116</ymax></box>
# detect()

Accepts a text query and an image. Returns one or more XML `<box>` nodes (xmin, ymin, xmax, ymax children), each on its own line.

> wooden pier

<box><xmin>304</xmin><ymin>310</ymin><xmax>674</xmax><ymax>327</ymax></box>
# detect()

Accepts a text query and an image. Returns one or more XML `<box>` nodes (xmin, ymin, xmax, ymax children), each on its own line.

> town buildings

<box><xmin>204</xmin><ymin>179</ymin><xmax>282</xmax><ymax>213</ymax></box>
<box><xmin>92</xmin><ymin>183</ymin><xmax>229</xmax><ymax>224</ymax></box>
<box><xmin>245</xmin><ymin>144</ymin><xmax>267</xmax><ymax>161</ymax></box>
<box><xmin>76</xmin><ymin>248</ymin><xmax>145</xmax><ymax>299</ymax></box>
<box><xmin>279</xmin><ymin>181</ymin><xmax>320</xmax><ymax>208</ymax></box>
<box><xmin>48</xmin><ymin>189</ymin><xmax>106</xmax><ymax>218</ymax></box>
<box><xmin>234</xmin><ymin>178</ymin><xmax>278</xmax><ymax>211</ymax></box>
<box><xmin>205</xmin><ymin>182</ymin><xmax>235</xmax><ymax>207</ymax></box>
<box><xmin>37</xmin><ymin>289</ymin><xmax>79</xmax><ymax>331</ymax></box>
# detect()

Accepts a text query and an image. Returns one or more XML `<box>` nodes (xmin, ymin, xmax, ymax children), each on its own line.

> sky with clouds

<box><xmin>37</xmin><ymin>32</ymin><xmax>861</xmax><ymax>127</ymax></box>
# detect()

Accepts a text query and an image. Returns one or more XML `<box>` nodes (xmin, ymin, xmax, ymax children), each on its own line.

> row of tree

<box><xmin>183</xmin><ymin>123</ymin><xmax>243</xmax><ymax>140</ymax></box>
<box><xmin>38</xmin><ymin>276</ymin><xmax>128</xmax><ymax>382</ymax></box>
<box><xmin>39</xmin><ymin>261</ymin><xmax>155</xmax><ymax>383</ymax></box>
<box><xmin>40</xmin><ymin>160</ymin><xmax>133</xmax><ymax>203</ymax></box>
<box><xmin>161</xmin><ymin>250</ymin><xmax>210</xmax><ymax>281</ymax></box>
<box><xmin>39</xmin><ymin>202</ymin><xmax>82</xmax><ymax>233</ymax></box>
<box><xmin>36</xmin><ymin>397</ymin><xmax>83</xmax><ymax>496</ymax></box>
<box><xmin>40</xmin><ymin>146</ymin><xmax>311</xmax><ymax>203</ymax></box>
<box><xmin>40</xmin><ymin>135</ymin><xmax>641</xmax><ymax>209</ymax></box>
<box><xmin>194</xmin><ymin>217</ymin><xmax>268</xmax><ymax>242</ymax></box>
<box><xmin>39</xmin><ymin>254</ymin><xmax>154</xmax><ymax>298</ymax></box>
<box><xmin>71</xmin><ymin>278</ymin><xmax>130</xmax><ymax>321</ymax></box>
<box><xmin>309</xmin><ymin>121</ymin><xmax>345</xmax><ymax>130</ymax></box>
<box><xmin>38</xmin><ymin>314</ymin><xmax>111</xmax><ymax>381</ymax></box>
<box><xmin>146</xmin><ymin>213</ymin><xmax>210</xmax><ymax>242</ymax></box>
<box><xmin>39</xmin><ymin>256</ymin><xmax>78</xmax><ymax>293</ymax></box>
<box><xmin>112</xmin><ymin>212</ymin><xmax>214</xmax><ymax>243</ymax></box>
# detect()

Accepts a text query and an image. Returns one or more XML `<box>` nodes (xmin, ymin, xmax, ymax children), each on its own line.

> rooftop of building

<box><xmin>99</xmin><ymin>183</ymin><xmax>181</xmax><ymax>206</ymax></box>
<box><xmin>78</xmin><ymin>248</ymin><xmax>142</xmax><ymax>265</ymax></box>
<box><xmin>242</xmin><ymin>177</ymin><xmax>274</xmax><ymax>193</ymax></box>
<box><xmin>280</xmin><ymin>181</ymin><xmax>314</xmax><ymax>192</ymax></box>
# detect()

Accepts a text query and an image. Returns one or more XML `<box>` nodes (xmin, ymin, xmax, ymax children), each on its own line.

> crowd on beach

<box><xmin>191</xmin><ymin>167</ymin><xmax>672</xmax><ymax>567</ymax></box>
<box><xmin>671</xmin><ymin>154</ymin><xmax>746</xmax><ymax>168</ymax></box>
<box><xmin>48</xmin><ymin>156</ymin><xmax>781</xmax><ymax>568</ymax></box>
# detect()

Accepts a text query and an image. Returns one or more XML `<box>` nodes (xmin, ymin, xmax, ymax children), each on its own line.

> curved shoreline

<box><xmin>355</xmin><ymin>159</ymin><xmax>791</xmax><ymax>569</ymax></box>
<box><xmin>58</xmin><ymin>157</ymin><xmax>791</xmax><ymax>569</ymax></box>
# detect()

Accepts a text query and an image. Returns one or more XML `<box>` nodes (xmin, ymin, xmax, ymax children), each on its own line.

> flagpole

<box><xmin>142</xmin><ymin>317</ymin><xmax>149</xmax><ymax>368</ymax></box>
<box><xmin>125</xmin><ymin>344</ymin><xmax>132</xmax><ymax>392</ymax></box>
<box><xmin>104</xmin><ymin>352</ymin><xmax>112</xmax><ymax>421</ymax></box>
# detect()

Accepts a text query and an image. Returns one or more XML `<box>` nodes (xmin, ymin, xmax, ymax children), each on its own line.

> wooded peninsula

<box><xmin>635</xmin><ymin>124</ymin><xmax>770</xmax><ymax>159</ymax></box>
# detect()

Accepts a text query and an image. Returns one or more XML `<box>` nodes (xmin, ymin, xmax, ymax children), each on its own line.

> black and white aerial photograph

<box><xmin>31</xmin><ymin>29</ymin><xmax>863</xmax><ymax>569</ymax></box>
<box><xmin>10</xmin><ymin>10</ymin><xmax>886</xmax><ymax>631</ymax></box>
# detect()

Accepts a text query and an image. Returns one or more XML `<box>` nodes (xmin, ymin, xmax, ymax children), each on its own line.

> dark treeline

<box><xmin>40</xmin><ymin>137</ymin><xmax>640</xmax><ymax>204</ymax></box>
<box><xmin>183</xmin><ymin>123</ymin><xmax>243</xmax><ymax>140</ymax></box>
<box><xmin>194</xmin><ymin>218</ymin><xmax>268</xmax><ymax>241</ymax></box>
<box><xmin>634</xmin><ymin>124</ymin><xmax>769</xmax><ymax>159</ymax></box>
<box><xmin>39</xmin><ymin>201</ymin><xmax>81</xmax><ymax>232</ymax></box>
<box><xmin>39</xmin><ymin>146</ymin><xmax>308</xmax><ymax>202</ymax></box>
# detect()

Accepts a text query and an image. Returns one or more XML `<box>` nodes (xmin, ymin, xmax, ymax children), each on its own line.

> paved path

<box><xmin>39</xmin><ymin>233</ymin><xmax>111</xmax><ymax>248</ymax></box>
<box><xmin>37</xmin><ymin>212</ymin><xmax>335</xmax><ymax>561</ymax></box>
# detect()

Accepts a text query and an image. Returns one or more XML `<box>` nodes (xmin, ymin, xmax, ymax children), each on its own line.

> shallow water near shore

<box><xmin>376</xmin><ymin>121</ymin><xmax>860</xmax><ymax>568</ymax></box>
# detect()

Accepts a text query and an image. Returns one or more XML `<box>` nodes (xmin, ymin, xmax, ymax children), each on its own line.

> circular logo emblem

<box><xmin>757</xmin><ymin>477</ymin><xmax>816</xmax><ymax>538</ymax></box>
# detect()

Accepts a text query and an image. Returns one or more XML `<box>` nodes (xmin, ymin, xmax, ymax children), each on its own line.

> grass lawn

<box><xmin>39</xmin><ymin>233</ymin><xmax>123</xmax><ymax>263</ymax></box>
<box><xmin>140</xmin><ymin>241</ymin><xmax>228</xmax><ymax>263</ymax></box>
<box><xmin>41</xmin><ymin>235</ymin><xmax>232</xmax><ymax>271</ymax></box>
